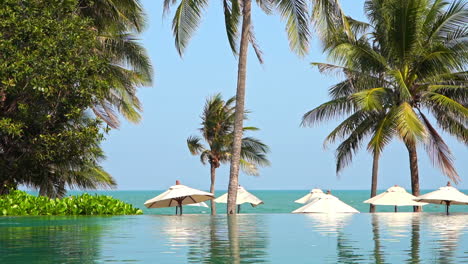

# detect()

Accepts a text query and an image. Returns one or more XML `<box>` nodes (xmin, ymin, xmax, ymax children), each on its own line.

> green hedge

<box><xmin>0</xmin><ymin>190</ymin><xmax>143</xmax><ymax>216</ymax></box>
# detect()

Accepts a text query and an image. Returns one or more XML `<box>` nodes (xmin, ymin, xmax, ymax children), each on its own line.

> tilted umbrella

<box><xmin>414</xmin><ymin>182</ymin><xmax>468</xmax><ymax>215</ymax></box>
<box><xmin>294</xmin><ymin>188</ymin><xmax>326</xmax><ymax>204</ymax></box>
<box><xmin>214</xmin><ymin>186</ymin><xmax>263</xmax><ymax>213</ymax></box>
<box><xmin>144</xmin><ymin>180</ymin><xmax>214</xmax><ymax>215</ymax></box>
<box><xmin>292</xmin><ymin>191</ymin><xmax>359</xmax><ymax>214</ymax></box>
<box><xmin>364</xmin><ymin>185</ymin><xmax>427</xmax><ymax>212</ymax></box>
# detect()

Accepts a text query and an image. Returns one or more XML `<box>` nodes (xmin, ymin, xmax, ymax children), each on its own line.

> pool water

<box><xmin>1</xmin><ymin>213</ymin><xmax>467</xmax><ymax>263</ymax></box>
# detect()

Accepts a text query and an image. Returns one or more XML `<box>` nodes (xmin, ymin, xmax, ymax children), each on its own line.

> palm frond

<box><xmin>223</xmin><ymin>0</ymin><xmax>241</xmax><ymax>55</ymax></box>
<box><xmin>275</xmin><ymin>0</ymin><xmax>310</xmax><ymax>56</ymax></box>
<box><xmin>324</xmin><ymin>110</ymin><xmax>374</xmax><ymax>147</ymax></box>
<box><xmin>335</xmin><ymin>115</ymin><xmax>375</xmax><ymax>173</ymax></box>
<box><xmin>187</xmin><ymin>135</ymin><xmax>206</xmax><ymax>155</ymax></box>
<box><xmin>351</xmin><ymin>87</ymin><xmax>387</xmax><ymax>111</ymax></box>
<box><xmin>395</xmin><ymin>102</ymin><xmax>427</xmax><ymax>144</ymax></box>
<box><xmin>172</xmin><ymin>0</ymin><xmax>208</xmax><ymax>56</ymax></box>
<box><xmin>239</xmin><ymin>159</ymin><xmax>259</xmax><ymax>176</ymax></box>
<box><xmin>301</xmin><ymin>97</ymin><xmax>355</xmax><ymax>126</ymax></box>
<box><xmin>249</xmin><ymin>24</ymin><xmax>264</xmax><ymax>64</ymax></box>
<box><xmin>419</xmin><ymin>111</ymin><xmax>460</xmax><ymax>183</ymax></box>
<box><xmin>367</xmin><ymin>108</ymin><xmax>397</xmax><ymax>156</ymax></box>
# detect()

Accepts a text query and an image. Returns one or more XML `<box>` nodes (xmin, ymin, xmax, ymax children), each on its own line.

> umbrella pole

<box><xmin>175</xmin><ymin>206</ymin><xmax>178</xmax><ymax>215</ymax></box>
<box><xmin>394</xmin><ymin>206</ymin><xmax>397</xmax><ymax>213</ymax></box>
<box><xmin>446</xmin><ymin>201</ymin><xmax>450</xmax><ymax>216</ymax></box>
<box><xmin>237</xmin><ymin>205</ymin><xmax>241</xmax><ymax>214</ymax></box>
<box><xmin>180</xmin><ymin>204</ymin><xmax>183</xmax><ymax>215</ymax></box>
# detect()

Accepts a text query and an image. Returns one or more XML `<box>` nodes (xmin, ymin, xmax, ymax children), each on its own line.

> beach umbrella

<box><xmin>214</xmin><ymin>186</ymin><xmax>263</xmax><ymax>213</ymax></box>
<box><xmin>363</xmin><ymin>185</ymin><xmax>427</xmax><ymax>212</ymax></box>
<box><xmin>294</xmin><ymin>188</ymin><xmax>326</xmax><ymax>204</ymax></box>
<box><xmin>144</xmin><ymin>180</ymin><xmax>214</xmax><ymax>215</ymax></box>
<box><xmin>292</xmin><ymin>191</ymin><xmax>359</xmax><ymax>214</ymax></box>
<box><xmin>414</xmin><ymin>182</ymin><xmax>468</xmax><ymax>215</ymax></box>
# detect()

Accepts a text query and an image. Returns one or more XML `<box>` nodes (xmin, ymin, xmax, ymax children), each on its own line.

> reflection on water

<box><xmin>1</xmin><ymin>213</ymin><xmax>467</xmax><ymax>263</ymax></box>
<box><xmin>0</xmin><ymin>216</ymin><xmax>105</xmax><ymax>263</ymax></box>
<box><xmin>158</xmin><ymin>214</ymin><xmax>269</xmax><ymax>263</ymax></box>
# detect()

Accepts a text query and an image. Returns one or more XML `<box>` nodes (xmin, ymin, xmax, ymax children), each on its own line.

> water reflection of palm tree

<box><xmin>407</xmin><ymin>215</ymin><xmax>421</xmax><ymax>264</ymax></box>
<box><xmin>428</xmin><ymin>215</ymin><xmax>466</xmax><ymax>264</ymax></box>
<box><xmin>336</xmin><ymin>230</ymin><xmax>363</xmax><ymax>264</ymax></box>
<box><xmin>371</xmin><ymin>214</ymin><xmax>385</xmax><ymax>264</ymax></box>
<box><xmin>181</xmin><ymin>215</ymin><xmax>268</xmax><ymax>263</ymax></box>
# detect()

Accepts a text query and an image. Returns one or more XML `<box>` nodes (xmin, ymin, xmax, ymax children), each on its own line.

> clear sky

<box><xmin>101</xmin><ymin>0</ymin><xmax>467</xmax><ymax>191</ymax></box>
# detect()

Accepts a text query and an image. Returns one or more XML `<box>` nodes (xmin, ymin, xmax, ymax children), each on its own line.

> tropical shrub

<box><xmin>0</xmin><ymin>190</ymin><xmax>143</xmax><ymax>216</ymax></box>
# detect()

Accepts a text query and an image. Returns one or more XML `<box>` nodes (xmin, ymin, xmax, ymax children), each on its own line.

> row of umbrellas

<box><xmin>144</xmin><ymin>181</ymin><xmax>468</xmax><ymax>215</ymax></box>
<box><xmin>144</xmin><ymin>181</ymin><xmax>263</xmax><ymax>215</ymax></box>
<box><xmin>294</xmin><ymin>182</ymin><xmax>468</xmax><ymax>215</ymax></box>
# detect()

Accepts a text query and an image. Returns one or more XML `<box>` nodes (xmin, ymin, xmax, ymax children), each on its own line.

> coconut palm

<box><xmin>303</xmin><ymin>0</ymin><xmax>467</xmax><ymax>212</ymax></box>
<box><xmin>187</xmin><ymin>94</ymin><xmax>270</xmax><ymax>215</ymax></box>
<box><xmin>78</xmin><ymin>0</ymin><xmax>153</xmax><ymax>128</ymax></box>
<box><xmin>163</xmin><ymin>0</ymin><xmax>309</xmax><ymax>213</ymax></box>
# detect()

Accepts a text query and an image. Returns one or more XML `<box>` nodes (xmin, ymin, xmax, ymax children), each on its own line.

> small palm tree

<box><xmin>303</xmin><ymin>0</ymin><xmax>467</xmax><ymax>212</ymax></box>
<box><xmin>187</xmin><ymin>94</ymin><xmax>270</xmax><ymax>215</ymax></box>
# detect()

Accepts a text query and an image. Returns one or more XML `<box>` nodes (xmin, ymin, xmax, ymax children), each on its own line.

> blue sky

<box><xmin>101</xmin><ymin>0</ymin><xmax>467</xmax><ymax>191</ymax></box>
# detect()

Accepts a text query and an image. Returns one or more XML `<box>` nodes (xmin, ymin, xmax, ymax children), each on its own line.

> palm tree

<box><xmin>78</xmin><ymin>0</ymin><xmax>153</xmax><ymax>128</ymax></box>
<box><xmin>163</xmin><ymin>0</ymin><xmax>310</xmax><ymax>213</ymax></box>
<box><xmin>187</xmin><ymin>94</ymin><xmax>270</xmax><ymax>215</ymax></box>
<box><xmin>303</xmin><ymin>0</ymin><xmax>467</xmax><ymax>212</ymax></box>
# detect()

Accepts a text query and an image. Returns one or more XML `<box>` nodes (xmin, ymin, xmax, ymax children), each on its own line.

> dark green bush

<box><xmin>0</xmin><ymin>190</ymin><xmax>143</xmax><ymax>216</ymax></box>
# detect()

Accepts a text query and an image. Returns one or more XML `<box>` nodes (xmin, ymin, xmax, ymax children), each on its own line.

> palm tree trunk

<box><xmin>227</xmin><ymin>0</ymin><xmax>251</xmax><ymax>215</ymax></box>
<box><xmin>405</xmin><ymin>141</ymin><xmax>421</xmax><ymax>212</ymax></box>
<box><xmin>210</xmin><ymin>163</ymin><xmax>216</xmax><ymax>215</ymax></box>
<box><xmin>369</xmin><ymin>152</ymin><xmax>379</xmax><ymax>213</ymax></box>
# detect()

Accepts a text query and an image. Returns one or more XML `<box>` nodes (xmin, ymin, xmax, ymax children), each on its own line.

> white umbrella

<box><xmin>292</xmin><ymin>192</ymin><xmax>359</xmax><ymax>214</ymax></box>
<box><xmin>364</xmin><ymin>185</ymin><xmax>427</xmax><ymax>212</ymax></box>
<box><xmin>214</xmin><ymin>186</ymin><xmax>263</xmax><ymax>213</ymax></box>
<box><xmin>414</xmin><ymin>182</ymin><xmax>468</xmax><ymax>215</ymax></box>
<box><xmin>294</xmin><ymin>188</ymin><xmax>326</xmax><ymax>204</ymax></box>
<box><xmin>144</xmin><ymin>180</ymin><xmax>214</xmax><ymax>215</ymax></box>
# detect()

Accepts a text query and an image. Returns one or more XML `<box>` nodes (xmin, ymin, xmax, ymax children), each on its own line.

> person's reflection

<box><xmin>371</xmin><ymin>214</ymin><xmax>385</xmax><ymax>264</ymax></box>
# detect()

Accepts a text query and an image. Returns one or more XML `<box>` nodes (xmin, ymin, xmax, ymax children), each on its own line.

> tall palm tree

<box><xmin>163</xmin><ymin>0</ymin><xmax>310</xmax><ymax>213</ymax></box>
<box><xmin>187</xmin><ymin>94</ymin><xmax>270</xmax><ymax>215</ymax></box>
<box><xmin>78</xmin><ymin>0</ymin><xmax>153</xmax><ymax>128</ymax></box>
<box><xmin>303</xmin><ymin>0</ymin><xmax>467</xmax><ymax>212</ymax></box>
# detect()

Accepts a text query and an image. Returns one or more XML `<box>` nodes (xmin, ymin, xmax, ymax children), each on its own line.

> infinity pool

<box><xmin>1</xmin><ymin>213</ymin><xmax>467</xmax><ymax>263</ymax></box>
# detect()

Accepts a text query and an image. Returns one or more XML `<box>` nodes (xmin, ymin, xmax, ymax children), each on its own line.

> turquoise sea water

<box><xmin>67</xmin><ymin>190</ymin><xmax>468</xmax><ymax>214</ymax></box>
<box><xmin>2</xmin><ymin>190</ymin><xmax>468</xmax><ymax>263</ymax></box>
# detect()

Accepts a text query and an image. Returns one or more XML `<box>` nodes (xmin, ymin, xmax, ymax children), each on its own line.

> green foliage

<box><xmin>0</xmin><ymin>190</ymin><xmax>142</xmax><ymax>216</ymax></box>
<box><xmin>0</xmin><ymin>0</ymin><xmax>117</xmax><ymax>197</ymax></box>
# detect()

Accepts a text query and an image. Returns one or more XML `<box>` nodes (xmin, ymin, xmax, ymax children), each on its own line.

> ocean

<box><xmin>67</xmin><ymin>189</ymin><xmax>468</xmax><ymax>214</ymax></box>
